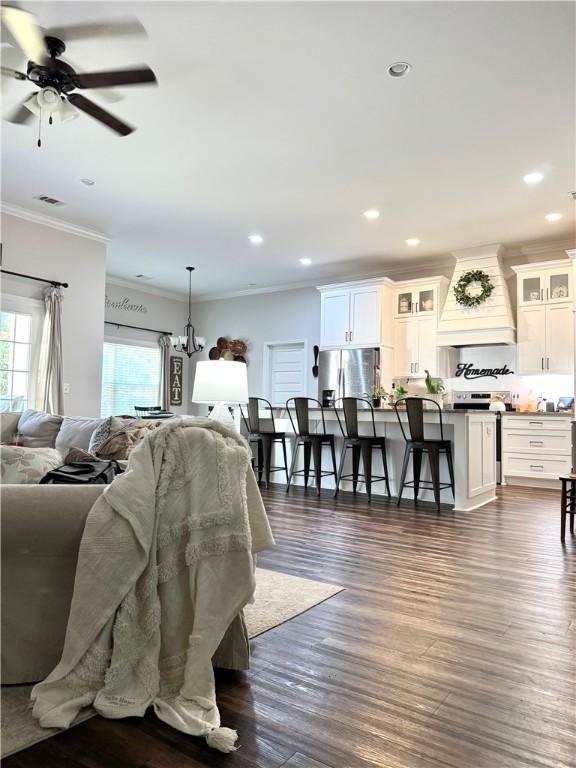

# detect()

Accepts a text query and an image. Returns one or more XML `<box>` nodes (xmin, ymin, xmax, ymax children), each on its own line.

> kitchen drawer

<box><xmin>501</xmin><ymin>416</ymin><xmax>572</xmax><ymax>432</ymax></box>
<box><xmin>502</xmin><ymin>453</ymin><xmax>571</xmax><ymax>480</ymax></box>
<box><xmin>502</xmin><ymin>429</ymin><xmax>571</xmax><ymax>456</ymax></box>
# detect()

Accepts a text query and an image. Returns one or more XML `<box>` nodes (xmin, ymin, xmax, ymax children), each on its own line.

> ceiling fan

<box><xmin>1</xmin><ymin>4</ymin><xmax>157</xmax><ymax>142</ymax></box>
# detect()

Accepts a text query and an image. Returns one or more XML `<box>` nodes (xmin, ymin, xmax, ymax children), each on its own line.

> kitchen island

<box><xmin>252</xmin><ymin>407</ymin><xmax>497</xmax><ymax>512</ymax></box>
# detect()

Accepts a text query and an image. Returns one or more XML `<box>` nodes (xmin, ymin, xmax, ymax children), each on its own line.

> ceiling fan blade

<box><xmin>46</xmin><ymin>18</ymin><xmax>146</xmax><ymax>43</ymax></box>
<box><xmin>5</xmin><ymin>92</ymin><xmax>36</xmax><ymax>124</ymax></box>
<box><xmin>1</xmin><ymin>65</ymin><xmax>27</xmax><ymax>80</ymax></box>
<box><xmin>67</xmin><ymin>93</ymin><xmax>134</xmax><ymax>136</ymax></box>
<box><xmin>61</xmin><ymin>57</ymin><xmax>123</xmax><ymax>103</ymax></box>
<box><xmin>1</xmin><ymin>5</ymin><xmax>48</xmax><ymax>64</ymax></box>
<box><xmin>74</xmin><ymin>66</ymin><xmax>157</xmax><ymax>89</ymax></box>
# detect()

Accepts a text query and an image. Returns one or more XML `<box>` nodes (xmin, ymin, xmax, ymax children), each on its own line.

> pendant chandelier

<box><xmin>171</xmin><ymin>267</ymin><xmax>205</xmax><ymax>357</ymax></box>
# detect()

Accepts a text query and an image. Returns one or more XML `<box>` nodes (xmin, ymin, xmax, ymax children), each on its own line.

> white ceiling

<box><xmin>1</xmin><ymin>1</ymin><xmax>574</xmax><ymax>298</ymax></box>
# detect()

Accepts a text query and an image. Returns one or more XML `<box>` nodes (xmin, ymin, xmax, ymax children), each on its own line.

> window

<box><xmin>101</xmin><ymin>340</ymin><xmax>161</xmax><ymax>417</ymax></box>
<box><xmin>0</xmin><ymin>310</ymin><xmax>34</xmax><ymax>412</ymax></box>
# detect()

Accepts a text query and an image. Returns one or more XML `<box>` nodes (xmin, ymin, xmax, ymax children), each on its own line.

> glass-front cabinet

<box><xmin>394</xmin><ymin>285</ymin><xmax>437</xmax><ymax>317</ymax></box>
<box><xmin>516</xmin><ymin>261</ymin><xmax>572</xmax><ymax>307</ymax></box>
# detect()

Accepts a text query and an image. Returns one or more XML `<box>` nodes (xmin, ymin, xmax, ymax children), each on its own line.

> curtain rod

<box><xmin>1</xmin><ymin>268</ymin><xmax>69</xmax><ymax>289</ymax></box>
<box><xmin>105</xmin><ymin>321</ymin><xmax>173</xmax><ymax>336</ymax></box>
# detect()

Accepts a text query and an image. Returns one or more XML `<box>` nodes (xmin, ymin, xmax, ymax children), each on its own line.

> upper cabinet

<box><xmin>516</xmin><ymin>261</ymin><xmax>572</xmax><ymax>307</ymax></box>
<box><xmin>318</xmin><ymin>280</ymin><xmax>394</xmax><ymax>349</ymax></box>
<box><xmin>394</xmin><ymin>282</ymin><xmax>440</xmax><ymax>318</ymax></box>
<box><xmin>512</xmin><ymin>259</ymin><xmax>574</xmax><ymax>375</ymax></box>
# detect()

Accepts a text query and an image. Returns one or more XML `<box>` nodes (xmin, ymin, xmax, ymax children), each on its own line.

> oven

<box><xmin>452</xmin><ymin>391</ymin><xmax>512</xmax><ymax>485</ymax></box>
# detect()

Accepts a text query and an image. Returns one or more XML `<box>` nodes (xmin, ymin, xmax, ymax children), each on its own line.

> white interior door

<box><xmin>546</xmin><ymin>303</ymin><xmax>573</xmax><ymax>373</ymax></box>
<box><xmin>350</xmin><ymin>286</ymin><xmax>380</xmax><ymax>345</ymax></box>
<box><xmin>517</xmin><ymin>305</ymin><xmax>546</xmax><ymax>374</ymax></box>
<box><xmin>320</xmin><ymin>290</ymin><xmax>350</xmax><ymax>347</ymax></box>
<box><xmin>266</xmin><ymin>342</ymin><xmax>306</xmax><ymax>405</ymax></box>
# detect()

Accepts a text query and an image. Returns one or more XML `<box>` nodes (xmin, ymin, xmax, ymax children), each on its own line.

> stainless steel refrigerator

<box><xmin>318</xmin><ymin>348</ymin><xmax>380</xmax><ymax>407</ymax></box>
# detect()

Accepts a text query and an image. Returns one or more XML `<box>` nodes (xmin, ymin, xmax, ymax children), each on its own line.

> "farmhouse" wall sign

<box><xmin>105</xmin><ymin>295</ymin><xmax>148</xmax><ymax>314</ymax></box>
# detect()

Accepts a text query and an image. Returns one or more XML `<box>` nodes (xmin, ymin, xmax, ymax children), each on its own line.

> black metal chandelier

<box><xmin>171</xmin><ymin>267</ymin><xmax>205</xmax><ymax>357</ymax></box>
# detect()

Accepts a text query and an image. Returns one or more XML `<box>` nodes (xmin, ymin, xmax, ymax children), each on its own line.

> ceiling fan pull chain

<box><xmin>49</xmin><ymin>112</ymin><xmax>53</xmax><ymax>125</ymax></box>
<box><xmin>37</xmin><ymin>107</ymin><xmax>42</xmax><ymax>148</ymax></box>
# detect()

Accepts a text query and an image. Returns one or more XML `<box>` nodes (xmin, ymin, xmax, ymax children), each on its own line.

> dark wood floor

<box><xmin>5</xmin><ymin>485</ymin><xmax>576</xmax><ymax>768</ymax></box>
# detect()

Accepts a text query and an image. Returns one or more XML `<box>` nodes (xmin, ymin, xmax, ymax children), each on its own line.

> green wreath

<box><xmin>453</xmin><ymin>270</ymin><xmax>494</xmax><ymax>307</ymax></box>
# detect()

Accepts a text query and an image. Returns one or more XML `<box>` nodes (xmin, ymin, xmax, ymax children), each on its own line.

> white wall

<box><xmin>190</xmin><ymin>287</ymin><xmax>320</xmax><ymax>404</ymax></box>
<box><xmin>1</xmin><ymin>213</ymin><xmax>107</xmax><ymax>417</ymax></box>
<box><xmin>104</xmin><ymin>280</ymin><xmax>190</xmax><ymax>414</ymax></box>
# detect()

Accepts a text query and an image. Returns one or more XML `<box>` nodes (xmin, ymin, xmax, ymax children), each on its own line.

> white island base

<box><xmin>252</xmin><ymin>408</ymin><xmax>497</xmax><ymax>513</ymax></box>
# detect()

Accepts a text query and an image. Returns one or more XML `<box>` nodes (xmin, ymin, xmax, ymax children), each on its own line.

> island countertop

<box><xmin>253</xmin><ymin>407</ymin><xmax>497</xmax><ymax>512</ymax></box>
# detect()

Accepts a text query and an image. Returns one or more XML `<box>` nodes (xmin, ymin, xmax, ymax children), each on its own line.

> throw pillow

<box><xmin>95</xmin><ymin>419</ymin><xmax>163</xmax><ymax>461</ymax></box>
<box><xmin>1</xmin><ymin>446</ymin><xmax>63</xmax><ymax>484</ymax></box>
<box><xmin>55</xmin><ymin>415</ymin><xmax>105</xmax><ymax>456</ymax></box>
<box><xmin>17</xmin><ymin>409</ymin><xmax>63</xmax><ymax>448</ymax></box>
<box><xmin>64</xmin><ymin>447</ymin><xmax>100</xmax><ymax>463</ymax></box>
<box><xmin>88</xmin><ymin>416</ymin><xmax>133</xmax><ymax>454</ymax></box>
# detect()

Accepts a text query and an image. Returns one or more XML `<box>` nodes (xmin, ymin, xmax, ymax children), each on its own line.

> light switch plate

<box><xmin>63</xmin><ymin>383</ymin><xmax>71</xmax><ymax>394</ymax></box>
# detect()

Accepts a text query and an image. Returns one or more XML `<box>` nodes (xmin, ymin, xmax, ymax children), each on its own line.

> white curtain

<box><xmin>36</xmin><ymin>286</ymin><xmax>64</xmax><ymax>415</ymax></box>
<box><xmin>158</xmin><ymin>335</ymin><xmax>172</xmax><ymax>410</ymax></box>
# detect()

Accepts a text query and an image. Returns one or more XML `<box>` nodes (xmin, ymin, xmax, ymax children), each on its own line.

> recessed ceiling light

<box><xmin>405</xmin><ymin>238</ymin><xmax>420</xmax><ymax>246</ymax></box>
<box><xmin>545</xmin><ymin>212</ymin><xmax>563</xmax><ymax>222</ymax></box>
<box><xmin>248</xmin><ymin>233</ymin><xmax>264</xmax><ymax>245</ymax></box>
<box><xmin>523</xmin><ymin>171</ymin><xmax>544</xmax><ymax>186</ymax></box>
<box><xmin>363</xmin><ymin>209</ymin><xmax>380</xmax><ymax>220</ymax></box>
<box><xmin>80</xmin><ymin>178</ymin><xmax>95</xmax><ymax>186</ymax></box>
<box><xmin>388</xmin><ymin>62</ymin><xmax>411</xmax><ymax>78</ymax></box>
<box><xmin>299</xmin><ymin>258</ymin><xmax>312</xmax><ymax>266</ymax></box>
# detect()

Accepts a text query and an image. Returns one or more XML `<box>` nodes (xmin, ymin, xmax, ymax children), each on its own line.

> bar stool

<box><xmin>334</xmin><ymin>397</ymin><xmax>391</xmax><ymax>502</ymax></box>
<box><xmin>240</xmin><ymin>397</ymin><xmax>288</xmax><ymax>487</ymax></box>
<box><xmin>285</xmin><ymin>397</ymin><xmax>337</xmax><ymax>495</ymax></box>
<box><xmin>559</xmin><ymin>474</ymin><xmax>576</xmax><ymax>542</ymax></box>
<box><xmin>394</xmin><ymin>397</ymin><xmax>455</xmax><ymax>512</ymax></box>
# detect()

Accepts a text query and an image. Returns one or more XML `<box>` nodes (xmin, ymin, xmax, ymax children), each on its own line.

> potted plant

<box><xmin>366</xmin><ymin>384</ymin><xmax>388</xmax><ymax>408</ymax></box>
<box><xmin>392</xmin><ymin>384</ymin><xmax>408</xmax><ymax>407</ymax></box>
<box><xmin>424</xmin><ymin>370</ymin><xmax>445</xmax><ymax>409</ymax></box>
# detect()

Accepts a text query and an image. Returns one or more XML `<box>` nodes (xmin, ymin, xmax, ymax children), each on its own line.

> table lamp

<box><xmin>192</xmin><ymin>360</ymin><xmax>248</xmax><ymax>426</ymax></box>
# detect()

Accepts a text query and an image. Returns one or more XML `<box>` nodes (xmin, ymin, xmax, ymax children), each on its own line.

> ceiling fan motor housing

<box><xmin>27</xmin><ymin>38</ymin><xmax>76</xmax><ymax>94</ymax></box>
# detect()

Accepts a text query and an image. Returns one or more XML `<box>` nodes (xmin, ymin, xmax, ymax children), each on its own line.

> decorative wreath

<box><xmin>453</xmin><ymin>270</ymin><xmax>494</xmax><ymax>307</ymax></box>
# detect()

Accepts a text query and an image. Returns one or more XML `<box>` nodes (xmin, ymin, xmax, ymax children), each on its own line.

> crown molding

<box><xmin>0</xmin><ymin>202</ymin><xmax>110</xmax><ymax>243</ymax></box>
<box><xmin>106</xmin><ymin>275</ymin><xmax>188</xmax><ymax>303</ymax></box>
<box><xmin>503</xmin><ymin>237</ymin><xmax>576</xmax><ymax>259</ymax></box>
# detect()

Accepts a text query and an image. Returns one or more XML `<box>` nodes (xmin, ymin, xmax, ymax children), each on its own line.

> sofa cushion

<box><xmin>55</xmin><ymin>416</ymin><xmax>104</xmax><ymax>456</ymax></box>
<box><xmin>1</xmin><ymin>446</ymin><xmax>63</xmax><ymax>484</ymax></box>
<box><xmin>88</xmin><ymin>416</ymin><xmax>132</xmax><ymax>454</ymax></box>
<box><xmin>17</xmin><ymin>409</ymin><xmax>63</xmax><ymax>448</ymax></box>
<box><xmin>95</xmin><ymin>419</ymin><xmax>163</xmax><ymax>461</ymax></box>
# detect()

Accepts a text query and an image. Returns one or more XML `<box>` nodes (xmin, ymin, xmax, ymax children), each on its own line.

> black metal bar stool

<box><xmin>559</xmin><ymin>474</ymin><xmax>576</xmax><ymax>542</ymax></box>
<box><xmin>394</xmin><ymin>397</ymin><xmax>455</xmax><ymax>512</ymax></box>
<box><xmin>334</xmin><ymin>397</ymin><xmax>391</xmax><ymax>502</ymax></box>
<box><xmin>285</xmin><ymin>397</ymin><xmax>337</xmax><ymax>495</ymax></box>
<box><xmin>240</xmin><ymin>397</ymin><xmax>288</xmax><ymax>487</ymax></box>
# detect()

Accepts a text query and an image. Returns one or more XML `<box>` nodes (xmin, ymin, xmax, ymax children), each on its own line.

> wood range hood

<box><xmin>437</xmin><ymin>244</ymin><xmax>516</xmax><ymax>347</ymax></box>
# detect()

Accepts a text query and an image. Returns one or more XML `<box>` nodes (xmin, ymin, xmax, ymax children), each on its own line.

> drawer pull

<box><xmin>529</xmin><ymin>441</ymin><xmax>544</xmax><ymax>446</ymax></box>
<box><xmin>530</xmin><ymin>465</ymin><xmax>544</xmax><ymax>471</ymax></box>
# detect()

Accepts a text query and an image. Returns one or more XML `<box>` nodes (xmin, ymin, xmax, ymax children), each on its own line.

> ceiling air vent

<box><xmin>34</xmin><ymin>194</ymin><xmax>65</xmax><ymax>206</ymax></box>
<box><xmin>570</xmin><ymin>191</ymin><xmax>576</xmax><ymax>200</ymax></box>
<box><xmin>135</xmin><ymin>274</ymin><xmax>153</xmax><ymax>280</ymax></box>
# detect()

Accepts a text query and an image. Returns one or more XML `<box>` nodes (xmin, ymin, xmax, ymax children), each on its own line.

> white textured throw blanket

<box><xmin>31</xmin><ymin>417</ymin><xmax>274</xmax><ymax>752</ymax></box>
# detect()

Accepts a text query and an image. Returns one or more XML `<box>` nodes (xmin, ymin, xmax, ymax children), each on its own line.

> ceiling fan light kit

<box><xmin>0</xmin><ymin>5</ymin><xmax>157</xmax><ymax>145</ymax></box>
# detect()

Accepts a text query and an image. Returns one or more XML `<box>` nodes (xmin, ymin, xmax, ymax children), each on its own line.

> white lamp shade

<box><xmin>192</xmin><ymin>360</ymin><xmax>248</xmax><ymax>404</ymax></box>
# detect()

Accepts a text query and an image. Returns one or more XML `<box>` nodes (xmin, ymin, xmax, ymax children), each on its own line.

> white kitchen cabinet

<box><xmin>318</xmin><ymin>279</ymin><xmax>393</xmax><ymax>349</ymax></box>
<box><xmin>393</xmin><ymin>316</ymin><xmax>441</xmax><ymax>377</ymax></box>
<box><xmin>467</xmin><ymin>414</ymin><xmax>496</xmax><ymax>497</ymax></box>
<box><xmin>349</xmin><ymin>286</ymin><xmax>381</xmax><ymax>345</ymax></box>
<box><xmin>320</xmin><ymin>290</ymin><xmax>350</xmax><ymax>348</ymax></box>
<box><xmin>394</xmin><ymin>282</ymin><xmax>440</xmax><ymax>318</ymax></box>
<box><xmin>501</xmin><ymin>414</ymin><xmax>572</xmax><ymax>487</ymax></box>
<box><xmin>516</xmin><ymin>302</ymin><xmax>573</xmax><ymax>374</ymax></box>
<box><xmin>514</xmin><ymin>259</ymin><xmax>573</xmax><ymax>307</ymax></box>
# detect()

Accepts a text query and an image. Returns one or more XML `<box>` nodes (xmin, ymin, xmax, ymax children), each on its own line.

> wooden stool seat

<box><xmin>559</xmin><ymin>474</ymin><xmax>576</xmax><ymax>542</ymax></box>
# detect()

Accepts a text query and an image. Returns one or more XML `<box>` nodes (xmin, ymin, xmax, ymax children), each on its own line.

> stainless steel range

<box><xmin>452</xmin><ymin>391</ymin><xmax>513</xmax><ymax>484</ymax></box>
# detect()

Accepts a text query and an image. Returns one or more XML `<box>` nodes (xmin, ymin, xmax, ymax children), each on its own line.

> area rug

<box><xmin>1</xmin><ymin>568</ymin><xmax>343</xmax><ymax>758</ymax></box>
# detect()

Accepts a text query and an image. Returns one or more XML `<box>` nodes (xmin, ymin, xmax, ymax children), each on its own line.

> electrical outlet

<box><xmin>63</xmin><ymin>383</ymin><xmax>71</xmax><ymax>394</ymax></box>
